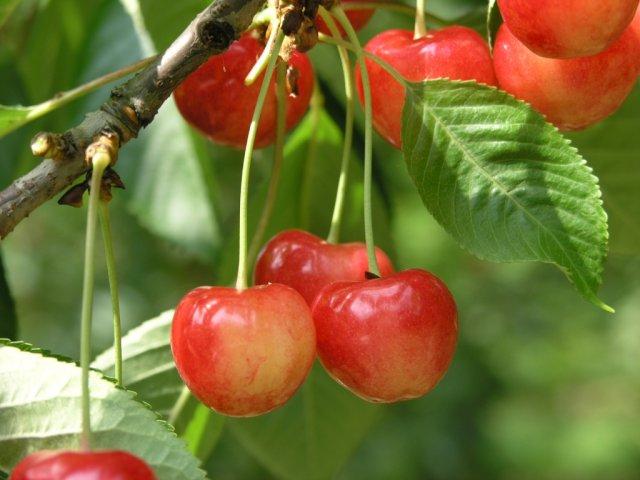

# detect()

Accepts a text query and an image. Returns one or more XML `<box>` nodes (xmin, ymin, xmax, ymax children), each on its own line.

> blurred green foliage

<box><xmin>0</xmin><ymin>0</ymin><xmax>638</xmax><ymax>478</ymax></box>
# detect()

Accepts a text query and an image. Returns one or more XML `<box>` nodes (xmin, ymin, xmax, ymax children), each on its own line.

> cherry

<box><xmin>254</xmin><ymin>229</ymin><xmax>394</xmax><ymax>306</ymax></box>
<box><xmin>174</xmin><ymin>34</ymin><xmax>314</xmax><ymax>149</ymax></box>
<box><xmin>10</xmin><ymin>450</ymin><xmax>156</xmax><ymax>479</ymax></box>
<box><xmin>312</xmin><ymin>269</ymin><xmax>458</xmax><ymax>403</ymax></box>
<box><xmin>493</xmin><ymin>23</ymin><xmax>640</xmax><ymax>131</ymax></box>
<box><xmin>356</xmin><ymin>28</ymin><xmax>497</xmax><ymax>149</ymax></box>
<box><xmin>497</xmin><ymin>0</ymin><xmax>640</xmax><ymax>59</ymax></box>
<box><xmin>171</xmin><ymin>283</ymin><xmax>316</xmax><ymax>417</ymax></box>
<box><xmin>315</xmin><ymin>0</ymin><xmax>375</xmax><ymax>36</ymax></box>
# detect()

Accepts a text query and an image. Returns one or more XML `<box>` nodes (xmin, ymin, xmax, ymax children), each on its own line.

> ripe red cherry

<box><xmin>497</xmin><ymin>0</ymin><xmax>640</xmax><ymax>58</ymax></box>
<box><xmin>312</xmin><ymin>269</ymin><xmax>458</xmax><ymax>403</ymax></box>
<box><xmin>493</xmin><ymin>24</ymin><xmax>640</xmax><ymax>131</ymax></box>
<box><xmin>254</xmin><ymin>229</ymin><xmax>394</xmax><ymax>306</ymax></box>
<box><xmin>356</xmin><ymin>28</ymin><xmax>497</xmax><ymax>149</ymax></box>
<box><xmin>315</xmin><ymin>0</ymin><xmax>375</xmax><ymax>36</ymax></box>
<box><xmin>174</xmin><ymin>34</ymin><xmax>314</xmax><ymax>149</ymax></box>
<box><xmin>171</xmin><ymin>283</ymin><xmax>316</xmax><ymax>417</ymax></box>
<box><xmin>10</xmin><ymin>450</ymin><xmax>156</xmax><ymax>480</ymax></box>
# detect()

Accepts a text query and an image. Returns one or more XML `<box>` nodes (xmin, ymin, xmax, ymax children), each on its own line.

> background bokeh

<box><xmin>1</xmin><ymin>0</ymin><xmax>639</xmax><ymax>478</ymax></box>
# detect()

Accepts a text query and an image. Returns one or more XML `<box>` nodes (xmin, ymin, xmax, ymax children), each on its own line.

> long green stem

<box><xmin>17</xmin><ymin>56</ymin><xmax>157</xmax><ymax>135</ymax></box>
<box><xmin>247</xmin><ymin>61</ymin><xmax>288</xmax><ymax>266</ymax></box>
<box><xmin>331</xmin><ymin>7</ymin><xmax>380</xmax><ymax>276</ymax></box>
<box><xmin>414</xmin><ymin>0</ymin><xmax>428</xmax><ymax>38</ymax></box>
<box><xmin>168</xmin><ymin>385</ymin><xmax>192</xmax><ymax>426</ymax></box>
<box><xmin>98</xmin><ymin>202</ymin><xmax>123</xmax><ymax>387</ymax></box>
<box><xmin>299</xmin><ymin>85</ymin><xmax>323</xmax><ymax>231</ymax></box>
<box><xmin>236</xmin><ymin>29</ymin><xmax>285</xmax><ymax>291</ymax></box>
<box><xmin>80</xmin><ymin>154</ymin><xmax>110</xmax><ymax>450</ymax></box>
<box><xmin>245</xmin><ymin>20</ymin><xmax>278</xmax><ymax>86</ymax></box>
<box><xmin>319</xmin><ymin>10</ymin><xmax>355</xmax><ymax>244</ymax></box>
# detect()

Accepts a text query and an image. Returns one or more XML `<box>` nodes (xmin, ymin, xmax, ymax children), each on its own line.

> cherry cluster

<box><xmin>172</xmin><ymin>229</ymin><xmax>457</xmax><ymax>416</ymax></box>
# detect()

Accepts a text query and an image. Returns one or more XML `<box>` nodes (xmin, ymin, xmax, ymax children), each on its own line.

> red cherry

<box><xmin>312</xmin><ymin>269</ymin><xmax>458</xmax><ymax>403</ymax></box>
<box><xmin>356</xmin><ymin>28</ymin><xmax>497</xmax><ymax>149</ymax></box>
<box><xmin>171</xmin><ymin>283</ymin><xmax>316</xmax><ymax>417</ymax></box>
<box><xmin>10</xmin><ymin>450</ymin><xmax>156</xmax><ymax>480</ymax></box>
<box><xmin>493</xmin><ymin>24</ymin><xmax>640</xmax><ymax>131</ymax></box>
<box><xmin>254</xmin><ymin>229</ymin><xmax>395</xmax><ymax>306</ymax></box>
<box><xmin>315</xmin><ymin>0</ymin><xmax>375</xmax><ymax>36</ymax></box>
<box><xmin>174</xmin><ymin>34</ymin><xmax>314</xmax><ymax>149</ymax></box>
<box><xmin>497</xmin><ymin>0</ymin><xmax>640</xmax><ymax>58</ymax></box>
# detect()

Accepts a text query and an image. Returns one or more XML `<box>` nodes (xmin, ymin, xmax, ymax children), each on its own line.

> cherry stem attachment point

<box><xmin>320</xmin><ymin>9</ymin><xmax>355</xmax><ymax>245</ymax></box>
<box><xmin>236</xmin><ymin>28</ymin><xmax>285</xmax><ymax>291</ymax></box>
<box><xmin>245</xmin><ymin>19</ymin><xmax>279</xmax><ymax>86</ymax></box>
<box><xmin>247</xmin><ymin>61</ymin><xmax>288</xmax><ymax>266</ymax></box>
<box><xmin>414</xmin><ymin>0</ymin><xmax>428</xmax><ymax>38</ymax></box>
<box><xmin>98</xmin><ymin>202</ymin><xmax>123</xmax><ymax>387</ymax></box>
<box><xmin>330</xmin><ymin>6</ymin><xmax>380</xmax><ymax>276</ymax></box>
<box><xmin>79</xmin><ymin>151</ymin><xmax>110</xmax><ymax>451</ymax></box>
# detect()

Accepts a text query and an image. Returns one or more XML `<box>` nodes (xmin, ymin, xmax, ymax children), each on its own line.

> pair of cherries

<box><xmin>171</xmin><ymin>230</ymin><xmax>458</xmax><ymax>416</ymax></box>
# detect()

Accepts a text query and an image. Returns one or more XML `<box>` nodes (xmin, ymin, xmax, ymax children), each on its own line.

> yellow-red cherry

<box><xmin>171</xmin><ymin>283</ymin><xmax>316</xmax><ymax>417</ymax></box>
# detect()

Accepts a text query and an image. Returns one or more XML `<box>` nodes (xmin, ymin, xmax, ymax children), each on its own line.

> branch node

<box><xmin>85</xmin><ymin>133</ymin><xmax>120</xmax><ymax>167</ymax></box>
<box><xmin>31</xmin><ymin>132</ymin><xmax>66</xmax><ymax>161</ymax></box>
<box><xmin>198</xmin><ymin>20</ymin><xmax>236</xmax><ymax>50</ymax></box>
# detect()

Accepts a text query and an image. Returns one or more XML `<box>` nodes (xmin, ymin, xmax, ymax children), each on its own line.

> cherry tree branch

<box><xmin>0</xmin><ymin>0</ymin><xmax>265</xmax><ymax>239</ymax></box>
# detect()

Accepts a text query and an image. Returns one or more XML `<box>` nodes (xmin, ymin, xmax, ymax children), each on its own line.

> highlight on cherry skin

<box><xmin>170</xmin><ymin>283</ymin><xmax>316</xmax><ymax>417</ymax></box>
<box><xmin>9</xmin><ymin>450</ymin><xmax>157</xmax><ymax>480</ymax></box>
<box><xmin>356</xmin><ymin>27</ymin><xmax>497</xmax><ymax>149</ymax></box>
<box><xmin>497</xmin><ymin>0</ymin><xmax>640</xmax><ymax>59</ymax></box>
<box><xmin>493</xmin><ymin>23</ymin><xmax>640</xmax><ymax>131</ymax></box>
<box><xmin>311</xmin><ymin>269</ymin><xmax>458</xmax><ymax>403</ymax></box>
<box><xmin>174</xmin><ymin>33</ymin><xmax>314</xmax><ymax>149</ymax></box>
<box><xmin>254</xmin><ymin>229</ymin><xmax>394</xmax><ymax>306</ymax></box>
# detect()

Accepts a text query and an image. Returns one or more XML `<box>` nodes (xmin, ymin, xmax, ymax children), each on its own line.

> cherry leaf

<box><xmin>401</xmin><ymin>79</ymin><xmax>610</xmax><ymax>311</ymax></box>
<box><xmin>0</xmin><ymin>340</ymin><xmax>205</xmax><ymax>480</ymax></box>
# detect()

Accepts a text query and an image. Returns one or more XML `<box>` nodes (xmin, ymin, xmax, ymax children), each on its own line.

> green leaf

<box><xmin>569</xmin><ymin>86</ymin><xmax>640</xmax><ymax>256</ymax></box>
<box><xmin>120</xmin><ymin>102</ymin><xmax>221</xmax><ymax>260</ymax></box>
<box><xmin>0</xmin><ymin>0</ymin><xmax>21</xmax><ymax>29</ymax></box>
<box><xmin>402</xmin><ymin>80</ymin><xmax>610</xmax><ymax>311</ymax></box>
<box><xmin>93</xmin><ymin>309</ymin><xmax>382</xmax><ymax>478</ymax></box>
<box><xmin>0</xmin><ymin>104</ymin><xmax>31</xmax><ymax>138</ymax></box>
<box><xmin>92</xmin><ymin>311</ymin><xmax>182</xmax><ymax>418</ymax></box>
<box><xmin>0</xmin><ymin>252</ymin><xmax>16</xmax><ymax>339</ymax></box>
<box><xmin>0</xmin><ymin>340</ymin><xmax>205</xmax><ymax>480</ymax></box>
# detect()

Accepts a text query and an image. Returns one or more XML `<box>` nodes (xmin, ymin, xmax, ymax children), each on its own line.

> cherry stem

<box><xmin>330</xmin><ymin>6</ymin><xmax>380</xmax><ymax>276</ymax></box>
<box><xmin>79</xmin><ymin>153</ymin><xmax>110</xmax><ymax>450</ymax></box>
<box><xmin>414</xmin><ymin>0</ymin><xmax>428</xmax><ymax>39</ymax></box>
<box><xmin>98</xmin><ymin>202</ymin><xmax>123</xmax><ymax>387</ymax></box>
<box><xmin>320</xmin><ymin>10</ymin><xmax>355</xmax><ymax>245</ymax></box>
<box><xmin>245</xmin><ymin>19</ymin><xmax>279</xmax><ymax>86</ymax></box>
<box><xmin>168</xmin><ymin>384</ymin><xmax>192</xmax><ymax>426</ymax></box>
<box><xmin>247</xmin><ymin>61</ymin><xmax>288</xmax><ymax>266</ymax></box>
<box><xmin>236</xmin><ymin>28</ymin><xmax>285</xmax><ymax>291</ymax></box>
<box><xmin>299</xmin><ymin>84</ymin><xmax>324</xmax><ymax>232</ymax></box>
<box><xmin>318</xmin><ymin>34</ymin><xmax>409</xmax><ymax>87</ymax></box>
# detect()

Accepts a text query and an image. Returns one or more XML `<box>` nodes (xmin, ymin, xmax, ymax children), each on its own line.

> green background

<box><xmin>0</xmin><ymin>0</ymin><xmax>639</xmax><ymax>478</ymax></box>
